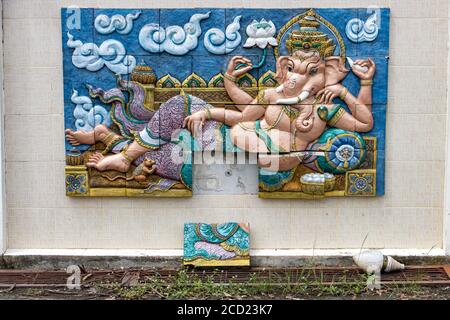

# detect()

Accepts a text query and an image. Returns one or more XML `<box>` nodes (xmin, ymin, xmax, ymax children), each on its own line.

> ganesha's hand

<box><xmin>226</xmin><ymin>56</ymin><xmax>253</xmax><ymax>78</ymax></box>
<box><xmin>317</xmin><ymin>84</ymin><xmax>343</xmax><ymax>104</ymax></box>
<box><xmin>182</xmin><ymin>110</ymin><xmax>206</xmax><ymax>137</ymax></box>
<box><xmin>351</xmin><ymin>58</ymin><xmax>376</xmax><ymax>80</ymax></box>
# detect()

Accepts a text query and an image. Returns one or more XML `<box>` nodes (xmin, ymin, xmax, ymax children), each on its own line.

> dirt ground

<box><xmin>1</xmin><ymin>263</ymin><xmax>449</xmax><ymax>300</ymax></box>
<box><xmin>0</xmin><ymin>285</ymin><xmax>448</xmax><ymax>300</ymax></box>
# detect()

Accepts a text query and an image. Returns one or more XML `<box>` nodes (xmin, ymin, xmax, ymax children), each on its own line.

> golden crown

<box><xmin>285</xmin><ymin>15</ymin><xmax>336</xmax><ymax>58</ymax></box>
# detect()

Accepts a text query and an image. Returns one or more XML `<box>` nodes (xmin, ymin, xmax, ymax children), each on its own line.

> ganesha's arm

<box><xmin>333</xmin><ymin>111</ymin><xmax>373</xmax><ymax>133</ymax></box>
<box><xmin>335</xmin><ymin>87</ymin><xmax>373</xmax><ymax>132</ymax></box>
<box><xmin>224</xmin><ymin>77</ymin><xmax>254</xmax><ymax>108</ymax></box>
<box><xmin>356</xmin><ymin>82</ymin><xmax>372</xmax><ymax>106</ymax></box>
<box><xmin>207</xmin><ymin>101</ymin><xmax>265</xmax><ymax>126</ymax></box>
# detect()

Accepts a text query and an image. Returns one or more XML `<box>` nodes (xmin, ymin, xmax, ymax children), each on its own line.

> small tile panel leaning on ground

<box><xmin>183</xmin><ymin>222</ymin><xmax>250</xmax><ymax>267</ymax></box>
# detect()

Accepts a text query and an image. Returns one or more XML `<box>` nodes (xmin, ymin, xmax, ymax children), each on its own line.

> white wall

<box><xmin>445</xmin><ymin>2</ymin><xmax>450</xmax><ymax>255</ymax></box>
<box><xmin>2</xmin><ymin>0</ymin><xmax>448</xmax><ymax>251</ymax></box>
<box><xmin>0</xmin><ymin>0</ymin><xmax>6</xmax><ymax>254</ymax></box>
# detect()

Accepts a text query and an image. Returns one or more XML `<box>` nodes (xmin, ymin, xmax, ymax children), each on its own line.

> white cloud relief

<box><xmin>139</xmin><ymin>12</ymin><xmax>210</xmax><ymax>55</ymax></box>
<box><xmin>345</xmin><ymin>11</ymin><xmax>379</xmax><ymax>43</ymax></box>
<box><xmin>204</xmin><ymin>16</ymin><xmax>242</xmax><ymax>55</ymax></box>
<box><xmin>94</xmin><ymin>11</ymin><xmax>141</xmax><ymax>35</ymax></box>
<box><xmin>67</xmin><ymin>32</ymin><xmax>136</xmax><ymax>75</ymax></box>
<box><xmin>71</xmin><ymin>89</ymin><xmax>111</xmax><ymax>131</ymax></box>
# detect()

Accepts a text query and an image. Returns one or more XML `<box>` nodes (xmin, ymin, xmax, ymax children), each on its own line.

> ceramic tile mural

<box><xmin>183</xmin><ymin>223</ymin><xmax>250</xmax><ymax>267</ymax></box>
<box><xmin>62</xmin><ymin>8</ymin><xmax>389</xmax><ymax>198</ymax></box>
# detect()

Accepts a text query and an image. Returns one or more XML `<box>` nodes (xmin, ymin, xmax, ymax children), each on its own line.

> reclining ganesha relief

<box><xmin>63</xmin><ymin>8</ymin><xmax>389</xmax><ymax>198</ymax></box>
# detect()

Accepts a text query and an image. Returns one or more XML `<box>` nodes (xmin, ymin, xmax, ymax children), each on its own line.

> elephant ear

<box><xmin>275</xmin><ymin>56</ymin><xmax>294</xmax><ymax>83</ymax></box>
<box><xmin>325</xmin><ymin>56</ymin><xmax>349</xmax><ymax>87</ymax></box>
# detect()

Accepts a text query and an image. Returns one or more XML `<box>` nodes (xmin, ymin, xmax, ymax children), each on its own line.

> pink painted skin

<box><xmin>194</xmin><ymin>241</ymin><xmax>236</xmax><ymax>260</ymax></box>
<box><xmin>184</xmin><ymin>51</ymin><xmax>376</xmax><ymax>171</ymax></box>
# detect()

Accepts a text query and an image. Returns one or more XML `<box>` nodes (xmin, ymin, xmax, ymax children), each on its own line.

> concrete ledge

<box><xmin>2</xmin><ymin>249</ymin><xmax>448</xmax><ymax>269</ymax></box>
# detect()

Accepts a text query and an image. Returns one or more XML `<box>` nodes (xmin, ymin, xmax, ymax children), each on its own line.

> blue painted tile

<box><xmin>147</xmin><ymin>53</ymin><xmax>193</xmax><ymax>83</ymax></box>
<box><xmin>371</xmin><ymin>55</ymin><xmax>389</xmax><ymax>105</ymax></box>
<box><xmin>61</xmin><ymin>8</ymin><xmax>94</xmax><ymax>57</ymax></box>
<box><xmin>258</xmin><ymin>54</ymin><xmax>278</xmax><ymax>88</ymax></box>
<box><xmin>375</xmin><ymin>148</ymin><xmax>385</xmax><ymax>196</ymax></box>
<box><xmin>354</xmin><ymin>8</ymin><xmax>390</xmax><ymax>57</ymax></box>
<box><xmin>191</xmin><ymin>55</ymin><xmax>227</xmax><ymax>85</ymax></box>
<box><xmin>364</xmin><ymin>105</ymin><xmax>386</xmax><ymax>151</ymax></box>
<box><xmin>192</xmin><ymin>54</ymin><xmax>261</xmax><ymax>88</ymax></box>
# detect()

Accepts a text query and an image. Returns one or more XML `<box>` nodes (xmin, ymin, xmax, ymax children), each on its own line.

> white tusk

<box><xmin>275</xmin><ymin>97</ymin><xmax>299</xmax><ymax>105</ymax></box>
<box><xmin>275</xmin><ymin>84</ymin><xmax>284</xmax><ymax>93</ymax></box>
<box><xmin>275</xmin><ymin>90</ymin><xmax>310</xmax><ymax>105</ymax></box>
<box><xmin>299</xmin><ymin>90</ymin><xmax>310</xmax><ymax>101</ymax></box>
<box><xmin>347</xmin><ymin>57</ymin><xmax>368</xmax><ymax>73</ymax></box>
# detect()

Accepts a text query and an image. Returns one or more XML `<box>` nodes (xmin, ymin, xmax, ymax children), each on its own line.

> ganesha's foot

<box><xmin>86</xmin><ymin>152</ymin><xmax>131</xmax><ymax>173</ymax></box>
<box><xmin>65</xmin><ymin>129</ymin><xmax>95</xmax><ymax>146</ymax></box>
<box><xmin>65</xmin><ymin>125</ymin><xmax>111</xmax><ymax>146</ymax></box>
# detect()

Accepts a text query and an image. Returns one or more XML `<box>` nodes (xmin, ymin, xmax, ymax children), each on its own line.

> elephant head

<box><xmin>274</xmin><ymin>51</ymin><xmax>349</xmax><ymax>105</ymax></box>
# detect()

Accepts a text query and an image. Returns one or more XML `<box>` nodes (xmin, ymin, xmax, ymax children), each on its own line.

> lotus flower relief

<box><xmin>243</xmin><ymin>19</ymin><xmax>278</xmax><ymax>49</ymax></box>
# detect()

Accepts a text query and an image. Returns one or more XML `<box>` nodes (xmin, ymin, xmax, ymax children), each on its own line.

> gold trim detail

<box><xmin>86</xmin><ymin>188</ymin><xmax>192</xmax><ymax>197</ymax></box>
<box><xmin>120</xmin><ymin>148</ymin><xmax>133</xmax><ymax>164</ymax></box>
<box><xmin>156</xmin><ymin>74</ymin><xmax>181</xmax><ymax>88</ymax></box>
<box><xmin>345</xmin><ymin>169</ymin><xmax>377</xmax><ymax>197</ymax></box>
<box><xmin>257</xmin><ymin>90</ymin><xmax>269</xmax><ymax>105</ymax></box>
<box><xmin>182</xmin><ymin>72</ymin><xmax>207</xmax><ymax>88</ymax></box>
<box><xmin>259</xmin><ymin>191</ymin><xmax>325</xmax><ymax>200</ymax></box>
<box><xmin>154</xmin><ymin>86</ymin><xmax>260</xmax><ymax>105</ymax></box>
<box><xmin>208</xmin><ymin>73</ymin><xmax>225</xmax><ymax>87</ymax></box>
<box><xmin>183</xmin><ymin>257</ymin><xmax>250</xmax><ymax>267</ymax></box>
<box><xmin>361</xmin><ymin>79</ymin><xmax>373</xmax><ymax>86</ymax></box>
<box><xmin>205</xmin><ymin>108</ymin><xmax>212</xmax><ymax>120</ymax></box>
<box><xmin>223</xmin><ymin>72</ymin><xmax>237</xmax><ymax>83</ymax></box>
<box><xmin>236</xmin><ymin>73</ymin><xmax>257</xmax><ymax>87</ymax></box>
<box><xmin>258</xmin><ymin>70</ymin><xmax>278</xmax><ymax>87</ymax></box>
<box><xmin>327</xmin><ymin>107</ymin><xmax>346</xmax><ymax>127</ymax></box>
<box><xmin>65</xmin><ymin>166</ymin><xmax>89</xmax><ymax>196</ymax></box>
<box><xmin>363</xmin><ymin>136</ymin><xmax>377</xmax><ymax>170</ymax></box>
<box><xmin>220</xmin><ymin>242</ymin><xmax>249</xmax><ymax>257</ymax></box>
<box><xmin>126</xmin><ymin>188</ymin><xmax>192</xmax><ymax>198</ymax></box>
<box><xmin>140</xmin><ymin>84</ymin><xmax>156</xmax><ymax>112</ymax></box>
<box><xmin>339</xmin><ymin>87</ymin><xmax>348</xmax><ymax>100</ymax></box>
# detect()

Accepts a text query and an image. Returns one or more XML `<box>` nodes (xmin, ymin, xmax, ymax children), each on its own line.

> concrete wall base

<box><xmin>3</xmin><ymin>249</ymin><xmax>448</xmax><ymax>270</ymax></box>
